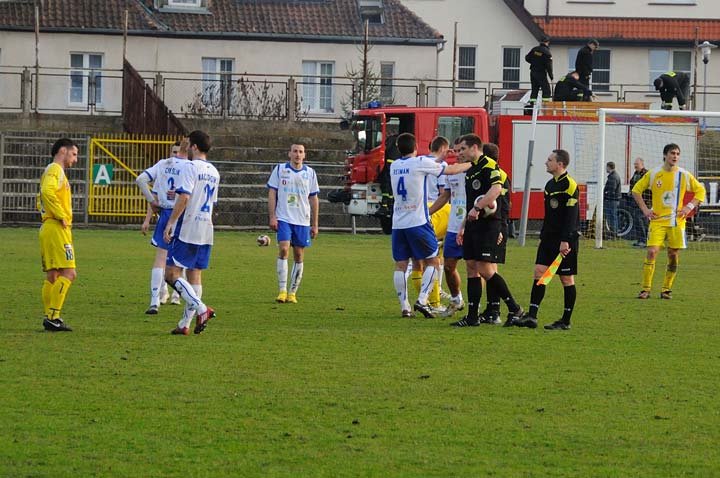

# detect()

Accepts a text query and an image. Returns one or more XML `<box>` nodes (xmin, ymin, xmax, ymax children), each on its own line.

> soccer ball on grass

<box><xmin>257</xmin><ymin>234</ymin><xmax>271</xmax><ymax>246</ymax></box>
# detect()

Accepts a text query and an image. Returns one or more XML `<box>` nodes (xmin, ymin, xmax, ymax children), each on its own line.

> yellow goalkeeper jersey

<box><xmin>37</xmin><ymin>162</ymin><xmax>73</xmax><ymax>224</ymax></box>
<box><xmin>631</xmin><ymin>166</ymin><xmax>706</xmax><ymax>227</ymax></box>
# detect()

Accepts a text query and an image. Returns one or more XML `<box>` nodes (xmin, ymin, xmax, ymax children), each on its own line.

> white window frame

<box><xmin>649</xmin><ymin>49</ymin><xmax>692</xmax><ymax>87</ymax></box>
<box><xmin>168</xmin><ymin>0</ymin><xmax>201</xmax><ymax>7</ymax></box>
<box><xmin>302</xmin><ymin>61</ymin><xmax>335</xmax><ymax>113</ymax></box>
<box><xmin>457</xmin><ymin>45</ymin><xmax>477</xmax><ymax>90</ymax></box>
<box><xmin>201</xmin><ymin>57</ymin><xmax>234</xmax><ymax>112</ymax></box>
<box><xmin>502</xmin><ymin>46</ymin><xmax>522</xmax><ymax>89</ymax></box>
<box><xmin>379</xmin><ymin>62</ymin><xmax>394</xmax><ymax>102</ymax></box>
<box><xmin>69</xmin><ymin>52</ymin><xmax>103</xmax><ymax>107</ymax></box>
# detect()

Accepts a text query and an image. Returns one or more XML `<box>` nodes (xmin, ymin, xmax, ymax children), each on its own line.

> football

<box><xmin>473</xmin><ymin>195</ymin><xmax>497</xmax><ymax>217</ymax></box>
<box><xmin>257</xmin><ymin>234</ymin><xmax>271</xmax><ymax>246</ymax></box>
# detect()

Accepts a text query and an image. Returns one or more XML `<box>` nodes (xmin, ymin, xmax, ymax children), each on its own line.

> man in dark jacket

<box><xmin>553</xmin><ymin>71</ymin><xmax>595</xmax><ymax>101</ymax></box>
<box><xmin>628</xmin><ymin>157</ymin><xmax>650</xmax><ymax>246</ymax></box>
<box><xmin>604</xmin><ymin>161</ymin><xmax>622</xmax><ymax>237</ymax></box>
<box><xmin>525</xmin><ymin>36</ymin><xmax>553</xmax><ymax>106</ymax></box>
<box><xmin>575</xmin><ymin>39</ymin><xmax>599</xmax><ymax>88</ymax></box>
<box><xmin>653</xmin><ymin>72</ymin><xmax>690</xmax><ymax>110</ymax></box>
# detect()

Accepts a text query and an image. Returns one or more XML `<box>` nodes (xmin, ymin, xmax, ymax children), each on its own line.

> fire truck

<box><xmin>328</xmin><ymin>103</ymin><xmax>702</xmax><ymax>237</ymax></box>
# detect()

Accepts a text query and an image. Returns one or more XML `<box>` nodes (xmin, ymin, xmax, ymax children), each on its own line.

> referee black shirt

<box><xmin>541</xmin><ymin>171</ymin><xmax>580</xmax><ymax>242</ymax></box>
<box><xmin>465</xmin><ymin>154</ymin><xmax>504</xmax><ymax>225</ymax></box>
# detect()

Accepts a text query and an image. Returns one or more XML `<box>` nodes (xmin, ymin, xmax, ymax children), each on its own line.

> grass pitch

<box><xmin>1</xmin><ymin>227</ymin><xmax>719</xmax><ymax>477</ymax></box>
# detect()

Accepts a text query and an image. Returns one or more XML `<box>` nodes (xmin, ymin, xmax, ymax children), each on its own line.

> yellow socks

<box><xmin>42</xmin><ymin>280</ymin><xmax>52</xmax><ymax>318</ymax></box>
<box><xmin>49</xmin><ymin>276</ymin><xmax>72</xmax><ymax>319</ymax></box>
<box><xmin>410</xmin><ymin>270</ymin><xmax>422</xmax><ymax>294</ymax></box>
<box><xmin>429</xmin><ymin>278</ymin><xmax>441</xmax><ymax>308</ymax></box>
<box><xmin>662</xmin><ymin>256</ymin><xmax>678</xmax><ymax>291</ymax></box>
<box><xmin>641</xmin><ymin>259</ymin><xmax>655</xmax><ymax>291</ymax></box>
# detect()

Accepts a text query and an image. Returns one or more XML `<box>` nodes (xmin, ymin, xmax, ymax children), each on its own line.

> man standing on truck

<box><xmin>525</xmin><ymin>36</ymin><xmax>553</xmax><ymax>108</ymax></box>
<box><xmin>575</xmin><ymin>39</ymin><xmax>599</xmax><ymax>89</ymax></box>
<box><xmin>390</xmin><ymin>133</ymin><xmax>472</xmax><ymax>318</ymax></box>
<box><xmin>653</xmin><ymin>71</ymin><xmax>691</xmax><ymax>110</ymax></box>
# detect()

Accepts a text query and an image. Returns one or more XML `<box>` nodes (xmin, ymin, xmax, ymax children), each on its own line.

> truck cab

<box><xmin>329</xmin><ymin>105</ymin><xmax>490</xmax><ymax>232</ymax></box>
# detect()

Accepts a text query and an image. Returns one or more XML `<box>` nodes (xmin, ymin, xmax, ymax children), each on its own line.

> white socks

<box><xmin>418</xmin><ymin>266</ymin><xmax>436</xmax><ymax>305</ymax></box>
<box><xmin>290</xmin><ymin>262</ymin><xmax>304</xmax><ymax>294</ymax></box>
<box><xmin>277</xmin><ymin>258</ymin><xmax>288</xmax><ymax>292</ymax></box>
<box><xmin>173</xmin><ymin>277</ymin><xmax>207</xmax><ymax>316</ymax></box>
<box><xmin>150</xmin><ymin>267</ymin><xmax>164</xmax><ymax>306</ymax></box>
<box><xmin>178</xmin><ymin>284</ymin><xmax>202</xmax><ymax>329</ymax></box>
<box><xmin>394</xmin><ymin>271</ymin><xmax>410</xmax><ymax>311</ymax></box>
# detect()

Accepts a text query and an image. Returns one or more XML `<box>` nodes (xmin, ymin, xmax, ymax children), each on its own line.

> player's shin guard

<box><xmin>173</xmin><ymin>277</ymin><xmax>207</xmax><ymax>315</ymax></box>
<box><xmin>642</xmin><ymin>259</ymin><xmax>656</xmax><ymax>291</ymax></box>
<box><xmin>485</xmin><ymin>279</ymin><xmax>501</xmax><ymax>313</ymax></box>
<box><xmin>487</xmin><ymin>273</ymin><xmax>520</xmax><ymax>312</ymax></box>
<box><xmin>289</xmin><ymin>262</ymin><xmax>304</xmax><ymax>294</ymax></box>
<box><xmin>178</xmin><ymin>284</ymin><xmax>201</xmax><ymax>329</ymax></box>
<box><xmin>393</xmin><ymin>271</ymin><xmax>409</xmax><ymax>310</ymax></box>
<box><xmin>429</xmin><ymin>277</ymin><xmax>441</xmax><ymax>308</ymax></box>
<box><xmin>277</xmin><ymin>258</ymin><xmax>288</xmax><ymax>292</ymax></box>
<box><xmin>561</xmin><ymin>284</ymin><xmax>576</xmax><ymax>324</ymax></box>
<box><xmin>48</xmin><ymin>276</ymin><xmax>72</xmax><ymax>320</ymax></box>
<box><xmin>418</xmin><ymin>266</ymin><xmax>436</xmax><ymax>305</ymax></box>
<box><xmin>662</xmin><ymin>255</ymin><xmax>678</xmax><ymax>291</ymax></box>
<box><xmin>529</xmin><ymin>281</ymin><xmax>546</xmax><ymax>318</ymax></box>
<box><xmin>150</xmin><ymin>267</ymin><xmax>164</xmax><ymax>306</ymax></box>
<box><xmin>42</xmin><ymin>280</ymin><xmax>52</xmax><ymax>318</ymax></box>
<box><xmin>467</xmin><ymin>277</ymin><xmax>482</xmax><ymax>321</ymax></box>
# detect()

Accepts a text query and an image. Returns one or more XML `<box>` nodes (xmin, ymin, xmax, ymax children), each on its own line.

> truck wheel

<box><xmin>379</xmin><ymin>216</ymin><xmax>392</xmax><ymax>235</ymax></box>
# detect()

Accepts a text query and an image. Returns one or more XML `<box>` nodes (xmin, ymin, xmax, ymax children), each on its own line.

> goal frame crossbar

<box><xmin>595</xmin><ymin>108</ymin><xmax>720</xmax><ymax>249</ymax></box>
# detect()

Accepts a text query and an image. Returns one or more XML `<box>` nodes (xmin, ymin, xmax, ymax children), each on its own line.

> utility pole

<box><xmin>362</xmin><ymin>19</ymin><xmax>369</xmax><ymax>105</ymax></box>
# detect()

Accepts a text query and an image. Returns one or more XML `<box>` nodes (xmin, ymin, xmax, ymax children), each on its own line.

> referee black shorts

<box><xmin>535</xmin><ymin>236</ymin><xmax>579</xmax><ymax>276</ymax></box>
<box><xmin>463</xmin><ymin>220</ymin><xmax>506</xmax><ymax>264</ymax></box>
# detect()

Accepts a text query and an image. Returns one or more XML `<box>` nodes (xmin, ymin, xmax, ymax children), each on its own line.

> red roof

<box><xmin>534</xmin><ymin>16</ymin><xmax>720</xmax><ymax>43</ymax></box>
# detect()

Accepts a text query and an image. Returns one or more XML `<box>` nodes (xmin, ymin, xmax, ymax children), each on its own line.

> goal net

<box><xmin>573</xmin><ymin>108</ymin><xmax>720</xmax><ymax>250</ymax></box>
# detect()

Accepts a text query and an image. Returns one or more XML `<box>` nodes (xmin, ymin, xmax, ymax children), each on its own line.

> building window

<box><xmin>69</xmin><ymin>53</ymin><xmax>103</xmax><ymax>106</ymax></box>
<box><xmin>568</xmin><ymin>47</ymin><xmax>611</xmax><ymax>91</ymax></box>
<box><xmin>649</xmin><ymin>50</ymin><xmax>691</xmax><ymax>86</ymax></box>
<box><xmin>201</xmin><ymin>58</ymin><xmax>234</xmax><ymax>113</ymax></box>
<box><xmin>168</xmin><ymin>0</ymin><xmax>201</xmax><ymax>7</ymax></box>
<box><xmin>437</xmin><ymin>116</ymin><xmax>475</xmax><ymax>142</ymax></box>
<box><xmin>379</xmin><ymin>62</ymin><xmax>394</xmax><ymax>102</ymax></box>
<box><xmin>502</xmin><ymin>47</ymin><xmax>521</xmax><ymax>89</ymax></box>
<box><xmin>302</xmin><ymin>61</ymin><xmax>334</xmax><ymax>113</ymax></box>
<box><xmin>458</xmin><ymin>46</ymin><xmax>476</xmax><ymax>89</ymax></box>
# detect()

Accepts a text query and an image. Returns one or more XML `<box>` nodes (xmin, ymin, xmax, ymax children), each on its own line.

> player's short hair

<box><xmin>654</xmin><ymin>78</ymin><xmax>663</xmax><ymax>90</ymax></box>
<box><xmin>51</xmin><ymin>138</ymin><xmax>77</xmax><ymax>157</ymax></box>
<box><xmin>663</xmin><ymin>143</ymin><xmax>680</xmax><ymax>155</ymax></box>
<box><xmin>397</xmin><ymin>133</ymin><xmax>416</xmax><ymax>156</ymax></box>
<box><xmin>290</xmin><ymin>143</ymin><xmax>306</xmax><ymax>151</ymax></box>
<box><xmin>429</xmin><ymin>136</ymin><xmax>449</xmax><ymax>153</ymax></box>
<box><xmin>459</xmin><ymin>133</ymin><xmax>483</xmax><ymax>149</ymax></box>
<box><xmin>188</xmin><ymin>130</ymin><xmax>211</xmax><ymax>153</ymax></box>
<box><xmin>452</xmin><ymin>136</ymin><xmax>462</xmax><ymax>146</ymax></box>
<box><xmin>483</xmin><ymin>143</ymin><xmax>499</xmax><ymax>159</ymax></box>
<box><xmin>606</xmin><ymin>161</ymin><xmax>615</xmax><ymax>170</ymax></box>
<box><xmin>553</xmin><ymin>149</ymin><xmax>570</xmax><ymax>167</ymax></box>
<box><xmin>588</xmin><ymin>39</ymin><xmax>599</xmax><ymax>47</ymax></box>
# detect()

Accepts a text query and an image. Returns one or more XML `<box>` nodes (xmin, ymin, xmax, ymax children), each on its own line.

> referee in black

<box><xmin>452</xmin><ymin>134</ymin><xmax>523</xmax><ymax>327</ymax></box>
<box><xmin>514</xmin><ymin>149</ymin><xmax>580</xmax><ymax>330</ymax></box>
<box><xmin>525</xmin><ymin>36</ymin><xmax>553</xmax><ymax>107</ymax></box>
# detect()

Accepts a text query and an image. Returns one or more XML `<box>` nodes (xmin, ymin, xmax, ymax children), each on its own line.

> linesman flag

<box><xmin>536</xmin><ymin>252</ymin><xmax>564</xmax><ymax>286</ymax></box>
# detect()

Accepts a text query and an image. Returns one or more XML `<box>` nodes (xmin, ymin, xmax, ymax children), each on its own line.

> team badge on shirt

<box><xmin>472</xmin><ymin>179</ymin><xmax>481</xmax><ymax>190</ymax></box>
<box><xmin>550</xmin><ymin>198</ymin><xmax>559</xmax><ymax>209</ymax></box>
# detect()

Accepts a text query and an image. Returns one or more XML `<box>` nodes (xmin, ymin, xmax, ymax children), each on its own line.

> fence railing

<box><xmin>4</xmin><ymin>66</ymin><xmax>720</xmax><ymax>121</ymax></box>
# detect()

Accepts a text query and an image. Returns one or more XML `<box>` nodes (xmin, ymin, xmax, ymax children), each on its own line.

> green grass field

<box><xmin>2</xmin><ymin>227</ymin><xmax>719</xmax><ymax>477</ymax></box>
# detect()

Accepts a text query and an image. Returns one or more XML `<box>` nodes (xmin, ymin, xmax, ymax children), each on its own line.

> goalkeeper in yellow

<box><xmin>37</xmin><ymin>138</ymin><xmax>79</xmax><ymax>331</ymax></box>
<box><xmin>632</xmin><ymin>143</ymin><xmax>706</xmax><ymax>300</ymax></box>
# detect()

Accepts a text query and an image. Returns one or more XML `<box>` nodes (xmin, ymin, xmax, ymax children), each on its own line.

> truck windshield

<box><xmin>351</xmin><ymin>116</ymin><xmax>383</xmax><ymax>152</ymax></box>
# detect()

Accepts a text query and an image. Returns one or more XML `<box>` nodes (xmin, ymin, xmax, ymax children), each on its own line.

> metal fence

<box><xmin>4</xmin><ymin>65</ymin><xmax>720</xmax><ymax>121</ymax></box>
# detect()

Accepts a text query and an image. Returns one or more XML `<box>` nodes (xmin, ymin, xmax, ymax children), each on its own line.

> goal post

<box><xmin>595</xmin><ymin>108</ymin><xmax>720</xmax><ymax>249</ymax></box>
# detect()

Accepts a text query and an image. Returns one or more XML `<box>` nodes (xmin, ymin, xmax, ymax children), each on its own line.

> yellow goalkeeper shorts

<box><xmin>647</xmin><ymin>221</ymin><xmax>687</xmax><ymax>250</ymax></box>
<box><xmin>430</xmin><ymin>202</ymin><xmax>451</xmax><ymax>241</ymax></box>
<box><xmin>39</xmin><ymin>219</ymin><xmax>76</xmax><ymax>271</ymax></box>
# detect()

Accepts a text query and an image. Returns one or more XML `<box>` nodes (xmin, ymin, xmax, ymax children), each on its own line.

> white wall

<box><xmin>0</xmin><ymin>31</ymin><xmax>437</xmax><ymax>115</ymax></box>
<box><xmin>523</xmin><ymin>0</ymin><xmax>718</xmax><ymax>19</ymax></box>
